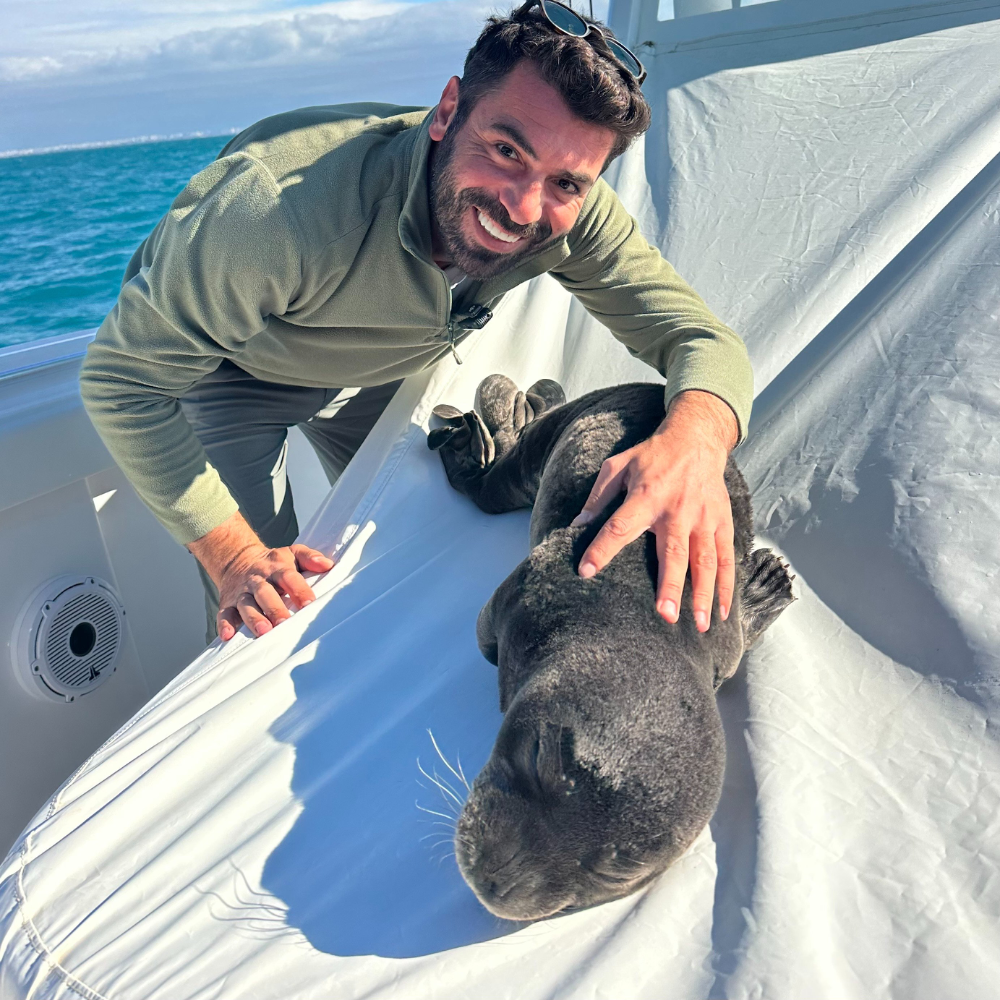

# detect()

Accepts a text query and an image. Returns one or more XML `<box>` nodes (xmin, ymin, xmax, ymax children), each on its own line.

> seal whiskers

<box><xmin>427</xmin><ymin>729</ymin><xmax>471</xmax><ymax>792</ymax></box>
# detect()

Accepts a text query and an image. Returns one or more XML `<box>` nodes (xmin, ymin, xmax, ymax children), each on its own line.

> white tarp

<box><xmin>3</xmin><ymin>11</ymin><xmax>999</xmax><ymax>998</ymax></box>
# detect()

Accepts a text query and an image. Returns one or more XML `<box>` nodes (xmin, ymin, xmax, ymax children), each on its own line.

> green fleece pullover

<box><xmin>80</xmin><ymin>103</ymin><xmax>753</xmax><ymax>545</ymax></box>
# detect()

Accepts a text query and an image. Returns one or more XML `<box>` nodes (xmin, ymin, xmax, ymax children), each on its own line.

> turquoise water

<box><xmin>0</xmin><ymin>136</ymin><xmax>231</xmax><ymax>349</ymax></box>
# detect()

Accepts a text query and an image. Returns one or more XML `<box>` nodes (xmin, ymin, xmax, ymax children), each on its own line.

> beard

<box><xmin>429</xmin><ymin>126</ymin><xmax>556</xmax><ymax>281</ymax></box>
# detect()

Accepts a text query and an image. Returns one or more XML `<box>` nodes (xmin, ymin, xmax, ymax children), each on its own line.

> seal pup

<box><xmin>428</xmin><ymin>375</ymin><xmax>794</xmax><ymax>921</ymax></box>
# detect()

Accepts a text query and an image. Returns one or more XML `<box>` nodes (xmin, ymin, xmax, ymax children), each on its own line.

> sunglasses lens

<box><xmin>606</xmin><ymin>39</ymin><xmax>643</xmax><ymax>79</ymax></box>
<box><xmin>540</xmin><ymin>0</ymin><xmax>588</xmax><ymax>37</ymax></box>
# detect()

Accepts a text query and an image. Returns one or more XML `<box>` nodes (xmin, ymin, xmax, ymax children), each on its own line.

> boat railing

<box><xmin>608</xmin><ymin>0</ymin><xmax>1000</xmax><ymax>59</ymax></box>
<box><xmin>0</xmin><ymin>328</ymin><xmax>96</xmax><ymax>382</ymax></box>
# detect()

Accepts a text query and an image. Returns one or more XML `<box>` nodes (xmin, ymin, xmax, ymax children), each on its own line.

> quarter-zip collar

<box><xmin>397</xmin><ymin>111</ymin><xmax>439</xmax><ymax>267</ymax></box>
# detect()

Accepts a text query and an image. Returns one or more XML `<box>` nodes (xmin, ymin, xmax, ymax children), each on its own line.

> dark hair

<box><xmin>455</xmin><ymin>2</ymin><xmax>651</xmax><ymax>167</ymax></box>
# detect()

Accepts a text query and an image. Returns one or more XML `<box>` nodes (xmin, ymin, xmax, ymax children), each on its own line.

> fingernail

<box><xmin>721</xmin><ymin>604</ymin><xmax>729</xmax><ymax>621</ymax></box>
<box><xmin>695</xmin><ymin>610</ymin><xmax>708</xmax><ymax>631</ymax></box>
<box><xmin>255</xmin><ymin>622</ymin><xmax>270</xmax><ymax>636</ymax></box>
<box><xmin>571</xmin><ymin>511</ymin><xmax>594</xmax><ymax>527</ymax></box>
<box><xmin>301</xmin><ymin>598</ymin><xmax>313</xmax><ymax>607</ymax></box>
<box><xmin>660</xmin><ymin>600</ymin><xmax>677</xmax><ymax>621</ymax></box>
<box><xmin>579</xmin><ymin>562</ymin><xmax>596</xmax><ymax>579</ymax></box>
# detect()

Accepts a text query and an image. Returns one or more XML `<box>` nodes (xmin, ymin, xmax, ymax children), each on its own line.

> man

<box><xmin>81</xmin><ymin>0</ymin><xmax>752</xmax><ymax>644</ymax></box>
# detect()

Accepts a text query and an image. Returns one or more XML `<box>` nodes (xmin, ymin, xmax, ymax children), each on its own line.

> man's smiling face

<box><xmin>427</xmin><ymin>61</ymin><xmax>616</xmax><ymax>281</ymax></box>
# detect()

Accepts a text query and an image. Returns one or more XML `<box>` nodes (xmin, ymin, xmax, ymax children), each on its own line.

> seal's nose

<box><xmin>475</xmin><ymin>870</ymin><xmax>571</xmax><ymax>921</ymax></box>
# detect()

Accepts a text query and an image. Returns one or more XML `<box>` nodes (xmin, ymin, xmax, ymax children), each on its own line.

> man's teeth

<box><xmin>477</xmin><ymin>210</ymin><xmax>521</xmax><ymax>243</ymax></box>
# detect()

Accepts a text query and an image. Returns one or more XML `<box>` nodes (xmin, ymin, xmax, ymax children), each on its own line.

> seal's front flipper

<box><xmin>476</xmin><ymin>595</ymin><xmax>499</xmax><ymax>667</ymax></box>
<box><xmin>739</xmin><ymin>548</ymin><xmax>795</xmax><ymax>650</ymax></box>
<box><xmin>428</xmin><ymin>407</ymin><xmax>496</xmax><ymax>494</ymax></box>
<box><xmin>477</xmin><ymin>562</ymin><xmax>533</xmax><ymax>710</ymax></box>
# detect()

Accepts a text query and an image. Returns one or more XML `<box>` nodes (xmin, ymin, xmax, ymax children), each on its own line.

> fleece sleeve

<box><xmin>79</xmin><ymin>152</ymin><xmax>302</xmax><ymax>544</ymax></box>
<box><xmin>550</xmin><ymin>179</ymin><xmax>753</xmax><ymax>443</ymax></box>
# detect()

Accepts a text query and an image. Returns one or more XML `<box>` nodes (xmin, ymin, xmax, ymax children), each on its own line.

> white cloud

<box><xmin>0</xmin><ymin>0</ymin><xmax>489</xmax><ymax>149</ymax></box>
<box><xmin>0</xmin><ymin>1</ymin><xmax>423</xmax><ymax>82</ymax></box>
<box><xmin>0</xmin><ymin>0</ymin><xmax>612</xmax><ymax>151</ymax></box>
<box><xmin>0</xmin><ymin>1</ymin><xmax>414</xmax><ymax>59</ymax></box>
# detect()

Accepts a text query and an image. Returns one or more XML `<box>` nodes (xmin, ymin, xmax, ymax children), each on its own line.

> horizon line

<box><xmin>0</xmin><ymin>128</ymin><xmax>242</xmax><ymax>160</ymax></box>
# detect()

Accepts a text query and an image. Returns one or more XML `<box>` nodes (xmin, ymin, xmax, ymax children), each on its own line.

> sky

<box><xmin>0</xmin><ymin>0</ymin><xmax>613</xmax><ymax>153</ymax></box>
<box><xmin>0</xmin><ymin>0</ymin><xmax>795</xmax><ymax>154</ymax></box>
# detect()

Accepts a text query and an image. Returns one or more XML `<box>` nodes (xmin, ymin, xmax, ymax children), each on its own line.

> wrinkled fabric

<box><xmin>3</xmin><ymin>12</ymin><xmax>1000</xmax><ymax>999</ymax></box>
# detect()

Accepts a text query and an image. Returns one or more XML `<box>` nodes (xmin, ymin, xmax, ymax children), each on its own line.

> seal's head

<box><xmin>455</xmin><ymin>655</ymin><xmax>723</xmax><ymax>920</ymax></box>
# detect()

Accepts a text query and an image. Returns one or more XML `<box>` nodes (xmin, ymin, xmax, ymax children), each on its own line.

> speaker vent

<box><xmin>14</xmin><ymin>577</ymin><xmax>126</xmax><ymax>703</ymax></box>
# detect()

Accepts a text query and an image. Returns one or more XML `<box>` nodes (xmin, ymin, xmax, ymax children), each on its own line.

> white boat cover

<box><xmin>3</xmin><ymin>10</ymin><xmax>1000</xmax><ymax>999</ymax></box>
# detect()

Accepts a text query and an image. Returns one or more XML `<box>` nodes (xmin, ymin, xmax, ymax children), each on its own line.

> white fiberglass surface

<box><xmin>2</xmin><ymin>13</ymin><xmax>999</xmax><ymax>999</ymax></box>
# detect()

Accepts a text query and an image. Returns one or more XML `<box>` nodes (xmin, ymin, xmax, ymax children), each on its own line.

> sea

<box><xmin>0</xmin><ymin>135</ymin><xmax>234</xmax><ymax>350</ymax></box>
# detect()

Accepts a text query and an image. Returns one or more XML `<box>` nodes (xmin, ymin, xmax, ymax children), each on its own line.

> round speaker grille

<box><xmin>15</xmin><ymin>577</ymin><xmax>125</xmax><ymax>703</ymax></box>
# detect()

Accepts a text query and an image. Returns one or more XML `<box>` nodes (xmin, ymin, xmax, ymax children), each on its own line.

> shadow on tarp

<box><xmin>773</xmin><ymin>447</ymin><xmax>980</xmax><ymax>695</ymax></box>
<box><xmin>257</xmin><ymin>421</ymin><xmax>782</xmax><ymax>959</ymax></box>
<box><xmin>260</xmin><ymin>496</ymin><xmax>530</xmax><ymax>958</ymax></box>
<box><xmin>707</xmin><ymin>666</ymin><xmax>760</xmax><ymax>994</ymax></box>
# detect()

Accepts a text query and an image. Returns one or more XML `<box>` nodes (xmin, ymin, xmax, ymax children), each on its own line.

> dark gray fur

<box><xmin>428</xmin><ymin>375</ymin><xmax>794</xmax><ymax>920</ymax></box>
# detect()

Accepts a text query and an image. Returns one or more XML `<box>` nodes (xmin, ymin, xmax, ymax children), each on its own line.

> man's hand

<box><xmin>571</xmin><ymin>390</ymin><xmax>738</xmax><ymax>632</ymax></box>
<box><xmin>187</xmin><ymin>512</ymin><xmax>334</xmax><ymax>641</ymax></box>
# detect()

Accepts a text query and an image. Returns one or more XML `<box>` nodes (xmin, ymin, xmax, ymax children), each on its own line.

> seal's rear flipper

<box><xmin>428</xmin><ymin>376</ymin><xmax>568</xmax><ymax>514</ymax></box>
<box><xmin>740</xmin><ymin>548</ymin><xmax>795</xmax><ymax>650</ymax></box>
<box><xmin>525</xmin><ymin>378</ymin><xmax>566</xmax><ymax>417</ymax></box>
<box><xmin>475</xmin><ymin>374</ymin><xmax>566</xmax><ymax>458</ymax></box>
<box><xmin>428</xmin><ymin>408</ymin><xmax>496</xmax><ymax>495</ymax></box>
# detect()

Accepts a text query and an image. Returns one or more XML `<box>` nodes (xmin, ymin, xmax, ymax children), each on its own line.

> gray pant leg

<box><xmin>297</xmin><ymin>379</ymin><xmax>403</xmax><ymax>485</ymax></box>
<box><xmin>179</xmin><ymin>362</ymin><xmax>401</xmax><ymax>641</ymax></box>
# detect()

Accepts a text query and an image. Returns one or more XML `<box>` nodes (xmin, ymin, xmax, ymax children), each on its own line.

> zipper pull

<box><xmin>446</xmin><ymin>320</ymin><xmax>463</xmax><ymax>364</ymax></box>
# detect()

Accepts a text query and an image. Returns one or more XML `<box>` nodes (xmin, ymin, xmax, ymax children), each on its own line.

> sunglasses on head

<box><xmin>529</xmin><ymin>0</ymin><xmax>647</xmax><ymax>84</ymax></box>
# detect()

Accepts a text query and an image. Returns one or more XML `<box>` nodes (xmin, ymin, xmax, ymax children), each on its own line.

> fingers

<box><xmin>687</xmin><ymin>531</ymin><xmax>717</xmax><ymax>632</ymax></box>
<box><xmin>291</xmin><ymin>544</ymin><xmax>334</xmax><ymax>575</ymax></box>
<box><xmin>274</xmin><ymin>567</ymin><xmax>316</xmax><ymax>611</ymax></box>
<box><xmin>218</xmin><ymin>566</ymin><xmax>322</xmax><ymax>642</ymax></box>
<box><xmin>217</xmin><ymin>606</ymin><xmax>242</xmax><ymax>642</ymax></box>
<box><xmin>655</xmin><ymin>517</ymin><xmax>735</xmax><ymax>631</ymax></box>
<box><xmin>715</xmin><ymin>514</ymin><xmax>735</xmax><ymax>622</ymax></box>
<box><xmin>571</xmin><ymin>457</ymin><xmax>627</xmax><ymax>529</ymax></box>
<box><xmin>655</xmin><ymin>529</ymin><xmax>689</xmax><ymax>625</ymax></box>
<box><xmin>214</xmin><ymin>544</ymin><xmax>333</xmax><ymax>642</ymax></box>
<box><xmin>236</xmin><ymin>582</ymin><xmax>290</xmax><ymax>637</ymax></box>
<box><xmin>578</xmin><ymin>496</ymin><xmax>650</xmax><ymax>580</ymax></box>
<box><xmin>565</xmin><ymin>430</ymin><xmax>735</xmax><ymax>631</ymax></box>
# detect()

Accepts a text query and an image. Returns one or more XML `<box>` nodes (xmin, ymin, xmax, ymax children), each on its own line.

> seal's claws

<box><xmin>512</xmin><ymin>391</ymin><xmax>532</xmax><ymax>432</ymax></box>
<box><xmin>427</xmin><ymin>426</ymin><xmax>455</xmax><ymax>451</ymax></box>
<box><xmin>466</xmin><ymin>410</ymin><xmax>495</xmax><ymax>468</ymax></box>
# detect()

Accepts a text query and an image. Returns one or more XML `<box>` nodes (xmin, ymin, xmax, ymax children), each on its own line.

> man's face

<box><xmin>428</xmin><ymin>61</ymin><xmax>616</xmax><ymax>281</ymax></box>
